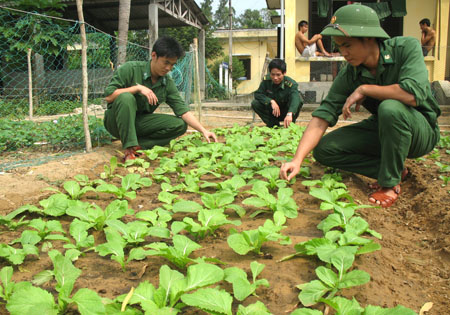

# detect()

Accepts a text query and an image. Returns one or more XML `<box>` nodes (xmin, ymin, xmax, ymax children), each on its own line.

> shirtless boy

<box><xmin>295</xmin><ymin>20</ymin><xmax>332</xmax><ymax>57</ymax></box>
<box><xmin>419</xmin><ymin>18</ymin><xmax>436</xmax><ymax>56</ymax></box>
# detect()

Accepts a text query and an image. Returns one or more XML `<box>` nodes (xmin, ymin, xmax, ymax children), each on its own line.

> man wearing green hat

<box><xmin>280</xmin><ymin>3</ymin><xmax>440</xmax><ymax>208</ymax></box>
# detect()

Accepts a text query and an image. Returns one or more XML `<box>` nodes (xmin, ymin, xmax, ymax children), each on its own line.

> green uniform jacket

<box><xmin>104</xmin><ymin>61</ymin><xmax>190</xmax><ymax>117</ymax></box>
<box><xmin>312</xmin><ymin>36</ymin><xmax>441</xmax><ymax>127</ymax></box>
<box><xmin>254</xmin><ymin>75</ymin><xmax>303</xmax><ymax>114</ymax></box>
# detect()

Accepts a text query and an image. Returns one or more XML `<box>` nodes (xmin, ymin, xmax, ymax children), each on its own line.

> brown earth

<box><xmin>0</xmin><ymin>114</ymin><xmax>449</xmax><ymax>314</ymax></box>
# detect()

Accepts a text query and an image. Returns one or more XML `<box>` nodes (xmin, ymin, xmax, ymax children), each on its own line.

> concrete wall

<box><xmin>284</xmin><ymin>0</ymin><xmax>449</xmax><ymax>84</ymax></box>
<box><xmin>214</xmin><ymin>29</ymin><xmax>277</xmax><ymax>95</ymax></box>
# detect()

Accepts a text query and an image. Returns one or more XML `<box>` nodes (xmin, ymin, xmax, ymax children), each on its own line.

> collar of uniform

<box><xmin>352</xmin><ymin>40</ymin><xmax>394</xmax><ymax>80</ymax></box>
<box><xmin>144</xmin><ymin>61</ymin><xmax>167</xmax><ymax>86</ymax></box>
<box><xmin>271</xmin><ymin>79</ymin><xmax>285</xmax><ymax>89</ymax></box>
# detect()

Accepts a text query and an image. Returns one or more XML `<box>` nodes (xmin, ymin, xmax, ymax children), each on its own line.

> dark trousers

<box><xmin>103</xmin><ymin>92</ymin><xmax>187</xmax><ymax>149</ymax></box>
<box><xmin>313</xmin><ymin>99</ymin><xmax>440</xmax><ymax>187</ymax></box>
<box><xmin>251</xmin><ymin>100</ymin><xmax>301</xmax><ymax>127</ymax></box>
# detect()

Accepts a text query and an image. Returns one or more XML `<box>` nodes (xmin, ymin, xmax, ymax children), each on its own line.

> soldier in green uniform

<box><xmin>104</xmin><ymin>36</ymin><xmax>217</xmax><ymax>161</ymax></box>
<box><xmin>252</xmin><ymin>58</ymin><xmax>303</xmax><ymax>128</ymax></box>
<box><xmin>280</xmin><ymin>4</ymin><xmax>440</xmax><ymax>207</ymax></box>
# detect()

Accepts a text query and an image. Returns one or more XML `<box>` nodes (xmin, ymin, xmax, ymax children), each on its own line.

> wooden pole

<box><xmin>193</xmin><ymin>38</ymin><xmax>202</xmax><ymax>123</ymax></box>
<box><xmin>76</xmin><ymin>0</ymin><xmax>92</xmax><ymax>152</ymax></box>
<box><xmin>27</xmin><ymin>48</ymin><xmax>33</xmax><ymax>120</ymax></box>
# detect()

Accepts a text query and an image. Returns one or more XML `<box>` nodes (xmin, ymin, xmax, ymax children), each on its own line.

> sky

<box><xmin>196</xmin><ymin>0</ymin><xmax>270</xmax><ymax>16</ymax></box>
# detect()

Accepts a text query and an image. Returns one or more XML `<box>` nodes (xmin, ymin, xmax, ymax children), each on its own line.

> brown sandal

<box><xmin>369</xmin><ymin>168</ymin><xmax>409</xmax><ymax>190</ymax></box>
<box><xmin>369</xmin><ymin>185</ymin><xmax>401</xmax><ymax>208</ymax></box>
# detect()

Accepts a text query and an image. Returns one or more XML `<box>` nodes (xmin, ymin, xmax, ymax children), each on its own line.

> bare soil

<box><xmin>0</xmin><ymin>114</ymin><xmax>449</xmax><ymax>314</ymax></box>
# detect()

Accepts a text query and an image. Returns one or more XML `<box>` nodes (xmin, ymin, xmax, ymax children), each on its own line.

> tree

<box><xmin>237</xmin><ymin>9</ymin><xmax>277</xmax><ymax>29</ymax></box>
<box><xmin>213</xmin><ymin>0</ymin><xmax>237</xmax><ymax>29</ymax></box>
<box><xmin>117</xmin><ymin>0</ymin><xmax>131</xmax><ymax>66</ymax></box>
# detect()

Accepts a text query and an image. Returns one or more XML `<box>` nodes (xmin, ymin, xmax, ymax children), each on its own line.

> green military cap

<box><xmin>321</xmin><ymin>3</ymin><xmax>389</xmax><ymax>39</ymax></box>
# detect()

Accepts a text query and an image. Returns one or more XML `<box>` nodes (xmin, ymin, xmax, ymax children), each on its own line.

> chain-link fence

<box><xmin>0</xmin><ymin>6</ymin><xmax>197</xmax><ymax>120</ymax></box>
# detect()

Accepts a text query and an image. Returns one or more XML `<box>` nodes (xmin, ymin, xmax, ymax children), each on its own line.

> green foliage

<box><xmin>0</xmin><ymin>115</ymin><xmax>111</xmax><ymax>151</ymax></box>
<box><xmin>236</xmin><ymin>9</ymin><xmax>277</xmax><ymax>29</ymax></box>
<box><xmin>227</xmin><ymin>212</ymin><xmax>291</xmax><ymax>255</ymax></box>
<box><xmin>118</xmin><ymin>263</ymin><xmax>225</xmax><ymax>313</ymax></box>
<box><xmin>224</xmin><ymin>261</ymin><xmax>270</xmax><ymax>301</ymax></box>
<box><xmin>66</xmin><ymin>33</ymin><xmax>111</xmax><ymax>69</ymax></box>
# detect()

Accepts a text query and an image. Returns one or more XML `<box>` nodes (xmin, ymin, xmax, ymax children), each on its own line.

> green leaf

<box><xmin>185</xmin><ymin>263</ymin><xmax>224</xmax><ymax>292</ymax></box>
<box><xmin>32</xmin><ymin>270</ymin><xmax>55</xmax><ymax>286</ymax></box>
<box><xmin>330</xmin><ymin>247</ymin><xmax>357</xmax><ymax>278</ymax></box>
<box><xmin>315</xmin><ymin>266</ymin><xmax>338</xmax><ymax>288</ymax></box>
<box><xmin>237</xmin><ymin>301</ymin><xmax>271</xmax><ymax>315</ymax></box>
<box><xmin>48</xmin><ymin>250</ymin><xmax>82</xmax><ymax>301</ymax></box>
<box><xmin>172</xmin><ymin>200</ymin><xmax>203</xmax><ymax>213</ymax></box>
<box><xmin>338</xmin><ymin>270</ymin><xmax>370</xmax><ymax>289</ymax></box>
<box><xmin>321</xmin><ymin>296</ymin><xmax>363</xmax><ymax>314</ymax></box>
<box><xmin>105</xmin><ymin>200</ymin><xmax>131</xmax><ymax>221</ymax></box>
<box><xmin>363</xmin><ymin>304</ymin><xmax>417</xmax><ymax>315</ymax></box>
<box><xmin>227</xmin><ymin>233</ymin><xmax>252</xmax><ymax>255</ymax></box>
<box><xmin>250</xmin><ymin>261</ymin><xmax>265</xmax><ymax>282</ymax></box>
<box><xmin>181</xmin><ymin>288</ymin><xmax>233</xmax><ymax>315</ymax></box>
<box><xmin>70</xmin><ymin>288</ymin><xmax>105</xmax><ymax>315</ymax></box>
<box><xmin>298</xmin><ymin>280</ymin><xmax>330</xmax><ymax>307</ymax></box>
<box><xmin>243</xmin><ymin>197</ymin><xmax>268</xmax><ymax>208</ymax></box>
<box><xmin>231</xmin><ymin>277</ymin><xmax>253</xmax><ymax>301</ymax></box>
<box><xmin>127</xmin><ymin>280</ymin><xmax>156</xmax><ymax>305</ymax></box>
<box><xmin>63</xmin><ymin>181</ymin><xmax>81</xmax><ymax>199</ymax></box>
<box><xmin>7</xmin><ymin>285</ymin><xmax>58</xmax><ymax>315</ymax></box>
<box><xmin>159</xmin><ymin>265</ymin><xmax>185</xmax><ymax>307</ymax></box>
<box><xmin>357</xmin><ymin>242</ymin><xmax>382</xmax><ymax>255</ymax></box>
<box><xmin>290</xmin><ymin>309</ymin><xmax>323</xmax><ymax>315</ymax></box>
<box><xmin>317</xmin><ymin>213</ymin><xmax>342</xmax><ymax>233</ymax></box>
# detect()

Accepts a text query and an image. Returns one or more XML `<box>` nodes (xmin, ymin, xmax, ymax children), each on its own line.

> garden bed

<box><xmin>0</xmin><ymin>125</ymin><xmax>448</xmax><ymax>314</ymax></box>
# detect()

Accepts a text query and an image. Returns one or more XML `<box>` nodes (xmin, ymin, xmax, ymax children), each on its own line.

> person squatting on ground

<box><xmin>251</xmin><ymin>59</ymin><xmax>304</xmax><ymax>128</ymax></box>
<box><xmin>103</xmin><ymin>36</ymin><xmax>217</xmax><ymax>161</ymax></box>
<box><xmin>419</xmin><ymin>18</ymin><xmax>436</xmax><ymax>56</ymax></box>
<box><xmin>280</xmin><ymin>4</ymin><xmax>441</xmax><ymax>208</ymax></box>
<box><xmin>295</xmin><ymin>20</ymin><xmax>334</xmax><ymax>57</ymax></box>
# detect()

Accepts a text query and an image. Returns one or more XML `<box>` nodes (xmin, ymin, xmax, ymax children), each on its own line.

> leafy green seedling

<box><xmin>0</xmin><ymin>266</ymin><xmax>15</xmax><ymax>302</ymax></box>
<box><xmin>118</xmin><ymin>263</ymin><xmax>225</xmax><ymax>314</ymax></box>
<box><xmin>63</xmin><ymin>219</ymin><xmax>95</xmax><ymax>252</ymax></box>
<box><xmin>66</xmin><ymin>199</ymin><xmax>133</xmax><ymax>231</ymax></box>
<box><xmin>95</xmin><ymin>227</ymin><xmax>128</xmax><ymax>271</ymax></box>
<box><xmin>143</xmin><ymin>234</ymin><xmax>202</xmax><ymax>269</ymax></box>
<box><xmin>227</xmin><ymin>212</ymin><xmax>291</xmax><ymax>255</ymax></box>
<box><xmin>236</xmin><ymin>301</ymin><xmax>272</xmax><ymax>315</ymax></box>
<box><xmin>27</xmin><ymin>218</ymin><xmax>69</xmax><ymax>242</ymax></box>
<box><xmin>141</xmin><ymin>145</ymin><xmax>169</xmax><ymax>160</ymax></box>
<box><xmin>308</xmin><ymin>186</ymin><xmax>354</xmax><ymax>210</ymax></box>
<box><xmin>21</xmin><ymin>249</ymin><xmax>104</xmax><ymax>315</ymax></box>
<box><xmin>201</xmin><ymin>191</ymin><xmax>235</xmax><ymax>210</ymax></box>
<box><xmin>439</xmin><ymin>175</ymin><xmax>449</xmax><ymax>186</ymax></box>
<box><xmin>17</xmin><ymin>193</ymin><xmax>69</xmax><ymax>217</ymax></box>
<box><xmin>302</xmin><ymin>173</ymin><xmax>347</xmax><ymax>191</ymax></box>
<box><xmin>202</xmin><ymin>175</ymin><xmax>247</xmax><ymax>196</ymax></box>
<box><xmin>97</xmin><ymin>173</ymin><xmax>152</xmax><ymax>200</ymax></box>
<box><xmin>224</xmin><ymin>261</ymin><xmax>269</xmax><ymax>301</ymax></box>
<box><xmin>255</xmin><ymin>167</ymin><xmax>289</xmax><ymax>190</ymax></box>
<box><xmin>435</xmin><ymin>161</ymin><xmax>449</xmax><ymax>173</ymax></box>
<box><xmin>100</xmin><ymin>156</ymin><xmax>118</xmax><ymax>179</ymax></box>
<box><xmin>183</xmin><ymin>208</ymin><xmax>241</xmax><ymax>239</ymax></box>
<box><xmin>244</xmin><ymin>181</ymin><xmax>298</xmax><ymax>218</ymax></box>
<box><xmin>154</xmin><ymin>157</ymin><xmax>181</xmax><ymax>175</ymax></box>
<box><xmin>297</xmin><ymin>246</ymin><xmax>369</xmax><ymax>306</ymax></box>
<box><xmin>106</xmin><ymin>219</ymin><xmax>150</xmax><ymax>246</ymax></box>
<box><xmin>0</xmin><ymin>207</ymin><xmax>29</xmax><ymax>231</ymax></box>
<box><xmin>135</xmin><ymin>208</ymin><xmax>182</xmax><ymax>239</ymax></box>
<box><xmin>320</xmin><ymin>296</ymin><xmax>416</xmax><ymax>315</ymax></box>
<box><xmin>0</xmin><ymin>242</ymin><xmax>39</xmax><ymax>265</ymax></box>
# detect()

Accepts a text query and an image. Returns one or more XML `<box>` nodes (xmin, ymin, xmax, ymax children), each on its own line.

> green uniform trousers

<box><xmin>313</xmin><ymin>99</ymin><xmax>440</xmax><ymax>187</ymax></box>
<box><xmin>251</xmin><ymin>100</ymin><xmax>301</xmax><ymax>127</ymax></box>
<box><xmin>103</xmin><ymin>92</ymin><xmax>187</xmax><ymax>149</ymax></box>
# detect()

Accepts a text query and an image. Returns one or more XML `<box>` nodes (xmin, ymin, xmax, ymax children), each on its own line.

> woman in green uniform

<box><xmin>280</xmin><ymin>4</ymin><xmax>440</xmax><ymax>207</ymax></box>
